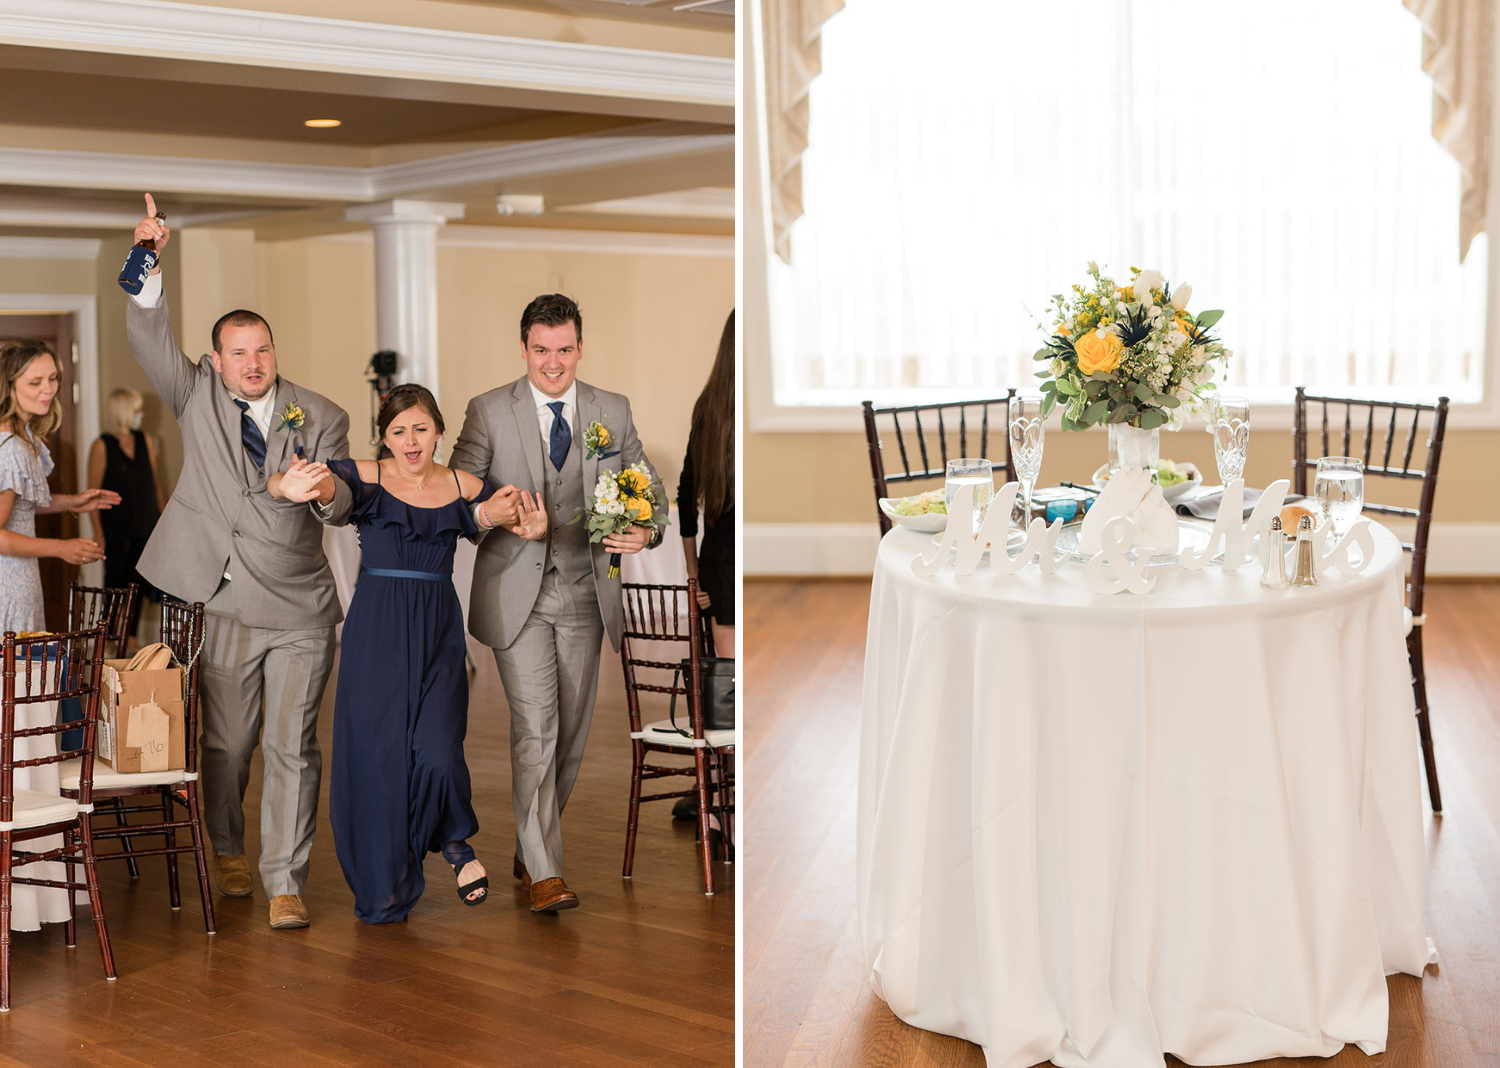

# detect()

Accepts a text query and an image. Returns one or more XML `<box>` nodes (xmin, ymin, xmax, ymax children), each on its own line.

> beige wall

<box><xmin>746</xmin><ymin>424</ymin><xmax>1500</xmax><ymax>525</ymax></box>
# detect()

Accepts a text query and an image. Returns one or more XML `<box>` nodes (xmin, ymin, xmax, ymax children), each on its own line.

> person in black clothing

<box><xmin>88</xmin><ymin>387</ymin><xmax>165</xmax><ymax>638</ymax></box>
<box><xmin>678</xmin><ymin>310</ymin><xmax>735</xmax><ymax>655</ymax></box>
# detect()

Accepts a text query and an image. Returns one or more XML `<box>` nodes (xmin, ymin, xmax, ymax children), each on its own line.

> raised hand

<box><xmin>506</xmin><ymin>490</ymin><xmax>549</xmax><ymax>541</ymax></box>
<box><xmin>135</xmin><ymin>193</ymin><xmax>170</xmax><ymax>255</ymax></box>
<box><xmin>276</xmin><ymin>458</ymin><xmax>331</xmax><ymax>503</ymax></box>
<box><xmin>69</xmin><ymin>488</ymin><xmax>122</xmax><ymax>514</ymax></box>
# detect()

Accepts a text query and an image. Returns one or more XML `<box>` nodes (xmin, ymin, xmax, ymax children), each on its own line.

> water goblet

<box><xmin>945</xmin><ymin>458</ymin><xmax>993</xmax><ymax>535</ymax></box>
<box><xmin>1314</xmin><ymin>456</ymin><xmax>1364</xmax><ymax>536</ymax></box>
<box><xmin>1008</xmin><ymin>392</ymin><xmax>1046</xmax><ymax>528</ymax></box>
<box><xmin>1210</xmin><ymin>395</ymin><xmax>1250</xmax><ymax>484</ymax></box>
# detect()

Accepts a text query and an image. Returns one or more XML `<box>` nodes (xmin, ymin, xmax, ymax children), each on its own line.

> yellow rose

<box><xmin>1175</xmin><ymin>312</ymin><xmax>1195</xmax><ymax>339</ymax></box>
<box><xmin>630</xmin><ymin>498</ymin><xmax>653</xmax><ymax>522</ymax></box>
<box><xmin>622</xmin><ymin>469</ymin><xmax>650</xmax><ymax>494</ymax></box>
<box><xmin>1074</xmin><ymin>329</ymin><xmax>1123</xmax><ymax>375</ymax></box>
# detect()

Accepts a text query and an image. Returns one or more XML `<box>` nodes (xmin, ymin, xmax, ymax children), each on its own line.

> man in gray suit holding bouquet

<box><xmin>124</xmin><ymin>196</ymin><xmax>353</xmax><ymax>930</ymax></box>
<box><xmin>452</xmin><ymin>294</ymin><xmax>663</xmax><ymax>913</ymax></box>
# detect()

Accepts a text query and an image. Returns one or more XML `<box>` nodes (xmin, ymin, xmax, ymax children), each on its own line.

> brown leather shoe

<box><xmin>528</xmin><ymin>877</ymin><xmax>578</xmax><ymax>913</ymax></box>
<box><xmin>269</xmin><ymin>894</ymin><xmax>310</xmax><ymax>929</ymax></box>
<box><xmin>213</xmin><ymin>853</ymin><xmax>253</xmax><ymax>897</ymax></box>
<box><xmin>513</xmin><ymin>855</ymin><xmax>531</xmax><ymax>892</ymax></box>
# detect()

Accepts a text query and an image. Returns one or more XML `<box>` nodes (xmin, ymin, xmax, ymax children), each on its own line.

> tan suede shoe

<box><xmin>212</xmin><ymin>853</ymin><xmax>253</xmax><ymax>897</ymax></box>
<box><xmin>269</xmin><ymin>894</ymin><xmax>310</xmax><ymax>929</ymax></box>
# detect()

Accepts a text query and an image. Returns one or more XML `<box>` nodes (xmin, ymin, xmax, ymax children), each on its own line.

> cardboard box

<box><xmin>97</xmin><ymin>658</ymin><xmax>185</xmax><ymax>774</ymax></box>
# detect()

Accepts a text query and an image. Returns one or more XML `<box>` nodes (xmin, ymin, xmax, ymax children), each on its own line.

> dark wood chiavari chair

<box><xmin>66</xmin><ymin>583</ymin><xmax>143</xmax><ymax>875</ymax></box>
<box><xmin>59</xmin><ymin>598</ymin><xmax>214</xmax><ymax>932</ymax></box>
<box><xmin>620</xmin><ymin>581</ymin><xmax>735</xmax><ymax>896</ymax></box>
<box><xmin>1293</xmin><ymin>387</ymin><xmax>1450</xmax><ymax>813</ymax></box>
<box><xmin>67</xmin><ymin>583</ymin><xmax>140</xmax><ymax>660</ymax></box>
<box><xmin>1</xmin><ymin>626</ymin><xmax>113</xmax><ymax>1011</ymax></box>
<box><xmin>862</xmin><ymin>394</ymin><xmax>1017</xmax><ymax>535</ymax></box>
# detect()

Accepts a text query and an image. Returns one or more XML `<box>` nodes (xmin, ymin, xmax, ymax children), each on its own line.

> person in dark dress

<box><xmin>679</xmin><ymin>310</ymin><xmax>736</xmax><ymax>654</ymax></box>
<box><xmin>88</xmin><ymin>387</ymin><xmax>165</xmax><ymax>637</ymax></box>
<box><xmin>270</xmin><ymin>384</ymin><xmax>546</xmax><ymax>924</ymax></box>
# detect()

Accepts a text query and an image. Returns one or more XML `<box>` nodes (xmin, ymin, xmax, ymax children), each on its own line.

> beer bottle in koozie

<box><xmin>118</xmin><ymin>211</ymin><xmax>167</xmax><ymax>294</ymax></box>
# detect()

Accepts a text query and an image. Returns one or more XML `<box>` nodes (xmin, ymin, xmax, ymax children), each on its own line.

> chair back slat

<box><xmin>2</xmin><ymin>627</ymin><xmax>109</xmax><ymax>823</ymax></box>
<box><xmin>619</xmin><ymin>582</ymin><xmax>703</xmax><ymax>738</ymax></box>
<box><xmin>159</xmin><ymin>597</ymin><xmax>205</xmax><ymax>775</ymax></box>
<box><xmin>67</xmin><ymin>584</ymin><xmax>140</xmax><ymax>660</ymax></box>
<box><xmin>1293</xmin><ymin>388</ymin><xmax>1448</xmax><ymax>617</ymax></box>
<box><xmin>861</xmin><ymin>393</ymin><xmax>1018</xmax><ymax>534</ymax></box>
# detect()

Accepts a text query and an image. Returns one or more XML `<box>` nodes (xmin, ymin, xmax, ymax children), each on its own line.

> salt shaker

<box><xmin>1259</xmin><ymin>516</ymin><xmax>1290</xmax><ymax>589</ymax></box>
<box><xmin>1289</xmin><ymin>514</ymin><xmax>1318</xmax><ymax>587</ymax></box>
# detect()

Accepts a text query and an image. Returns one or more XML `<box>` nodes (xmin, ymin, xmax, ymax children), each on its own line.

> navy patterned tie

<box><xmin>234</xmin><ymin>398</ymin><xmax>266</xmax><ymax>470</ymax></box>
<box><xmin>547</xmin><ymin>401</ymin><xmax>571</xmax><ymax>472</ymax></box>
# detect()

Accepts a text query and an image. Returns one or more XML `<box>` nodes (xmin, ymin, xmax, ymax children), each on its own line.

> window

<box><xmin>768</xmin><ymin>0</ymin><xmax>1488</xmax><ymax>411</ymax></box>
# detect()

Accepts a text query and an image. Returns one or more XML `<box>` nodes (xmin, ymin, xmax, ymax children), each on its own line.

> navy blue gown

<box><xmin>326</xmin><ymin>458</ymin><xmax>494</xmax><ymax>924</ymax></box>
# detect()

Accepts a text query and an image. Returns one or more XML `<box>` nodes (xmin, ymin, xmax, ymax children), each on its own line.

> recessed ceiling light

<box><xmin>304</xmin><ymin>119</ymin><xmax>341</xmax><ymax>128</ymax></box>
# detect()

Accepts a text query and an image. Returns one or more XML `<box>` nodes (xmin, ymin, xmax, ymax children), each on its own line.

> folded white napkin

<box><xmin>1079</xmin><ymin>467</ymin><xmax>1180</xmax><ymax>556</ymax></box>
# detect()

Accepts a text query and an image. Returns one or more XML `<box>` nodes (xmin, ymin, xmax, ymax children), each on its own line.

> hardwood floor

<box><xmin>2</xmin><ymin>646</ymin><xmax>735</xmax><ymax>1067</ymax></box>
<box><xmin>744</xmin><ymin>579</ymin><xmax>1500</xmax><ymax>1068</ymax></box>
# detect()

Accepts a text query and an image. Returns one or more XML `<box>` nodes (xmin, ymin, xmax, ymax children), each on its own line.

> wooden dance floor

<box><xmin>746</xmin><ymin>578</ymin><xmax>1500</xmax><ymax>1068</ymax></box>
<box><xmin>1</xmin><ymin>646</ymin><xmax>735</xmax><ymax>1066</ymax></box>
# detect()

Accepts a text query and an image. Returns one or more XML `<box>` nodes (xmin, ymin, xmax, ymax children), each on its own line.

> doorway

<box><xmin>0</xmin><ymin>312</ymin><xmax>80</xmax><ymax>630</ymax></box>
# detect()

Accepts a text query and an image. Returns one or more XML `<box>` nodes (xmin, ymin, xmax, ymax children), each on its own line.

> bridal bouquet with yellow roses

<box><xmin>587</xmin><ymin>462</ymin><xmax>664</xmax><ymax>577</ymax></box>
<box><xmin>1033</xmin><ymin>263</ymin><xmax>1232</xmax><ymax>431</ymax></box>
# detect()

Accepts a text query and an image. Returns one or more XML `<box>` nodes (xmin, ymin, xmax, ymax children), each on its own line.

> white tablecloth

<box><xmin>858</xmin><ymin>524</ymin><xmax>1429</xmax><ymax>1068</ymax></box>
<box><xmin>10</xmin><ymin>662</ymin><xmax>71</xmax><ymax>931</ymax></box>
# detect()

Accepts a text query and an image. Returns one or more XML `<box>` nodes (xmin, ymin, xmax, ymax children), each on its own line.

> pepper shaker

<box><xmin>1289</xmin><ymin>514</ymin><xmax>1318</xmax><ymax>587</ymax></box>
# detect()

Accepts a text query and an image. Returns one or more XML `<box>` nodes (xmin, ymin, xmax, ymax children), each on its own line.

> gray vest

<box><xmin>543</xmin><ymin>422</ymin><xmax>591</xmax><ymax>581</ymax></box>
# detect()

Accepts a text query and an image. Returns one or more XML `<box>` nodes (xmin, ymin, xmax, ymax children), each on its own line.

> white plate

<box><xmin>1090</xmin><ymin>462</ymin><xmax>1203</xmax><ymax>501</ymax></box>
<box><xmin>880</xmin><ymin>496</ymin><xmax>949</xmax><ymax>533</ymax></box>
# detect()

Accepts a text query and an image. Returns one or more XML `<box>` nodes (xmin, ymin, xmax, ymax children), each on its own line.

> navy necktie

<box><xmin>234</xmin><ymin>398</ymin><xmax>266</xmax><ymax>470</ymax></box>
<box><xmin>547</xmin><ymin>401</ymin><xmax>571</xmax><ymax>472</ymax></box>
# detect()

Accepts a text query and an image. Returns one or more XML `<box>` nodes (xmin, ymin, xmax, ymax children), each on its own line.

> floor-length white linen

<box><xmin>9</xmin><ymin>661</ymin><xmax>72</xmax><ymax>931</ymax></box>
<box><xmin>858</xmin><ymin>524</ymin><xmax>1429</xmax><ymax>1068</ymax></box>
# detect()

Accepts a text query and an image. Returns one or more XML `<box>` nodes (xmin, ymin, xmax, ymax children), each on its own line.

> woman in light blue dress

<box><xmin>0</xmin><ymin>340</ymin><xmax>120</xmax><ymax>632</ymax></box>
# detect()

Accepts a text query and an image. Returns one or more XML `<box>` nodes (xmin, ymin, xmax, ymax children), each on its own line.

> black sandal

<box><xmin>453</xmin><ymin>861</ymin><xmax>489</xmax><ymax>906</ymax></box>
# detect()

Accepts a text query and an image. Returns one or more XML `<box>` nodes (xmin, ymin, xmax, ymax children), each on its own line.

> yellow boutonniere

<box><xmin>584</xmin><ymin>420</ymin><xmax>619</xmax><ymax>460</ymax></box>
<box><xmin>276</xmin><ymin>402</ymin><xmax>305</xmax><ymax>432</ymax></box>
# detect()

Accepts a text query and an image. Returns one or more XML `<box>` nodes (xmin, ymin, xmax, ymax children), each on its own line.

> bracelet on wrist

<box><xmin>479</xmin><ymin>499</ymin><xmax>492</xmax><ymax>528</ymax></box>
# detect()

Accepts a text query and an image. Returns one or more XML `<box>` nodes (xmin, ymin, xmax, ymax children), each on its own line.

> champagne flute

<box><xmin>1008</xmin><ymin>392</ymin><xmax>1045</xmax><ymax>528</ymax></box>
<box><xmin>1211</xmin><ymin>395</ymin><xmax>1250</xmax><ymax>484</ymax></box>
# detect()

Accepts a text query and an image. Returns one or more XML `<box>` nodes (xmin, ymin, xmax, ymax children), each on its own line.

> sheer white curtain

<box><xmin>770</xmin><ymin>0</ymin><xmax>1488</xmax><ymax>406</ymax></box>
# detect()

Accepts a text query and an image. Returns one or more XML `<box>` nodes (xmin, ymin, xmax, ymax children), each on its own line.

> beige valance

<box><xmin>761</xmin><ymin>0</ymin><xmax>845</xmax><ymax>263</ymax></box>
<box><xmin>1404</xmin><ymin>0</ymin><xmax>1494</xmax><ymax>262</ymax></box>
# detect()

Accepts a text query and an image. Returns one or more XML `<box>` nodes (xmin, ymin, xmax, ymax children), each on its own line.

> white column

<box><xmin>345</xmin><ymin>199</ymin><xmax>465</xmax><ymax>406</ymax></box>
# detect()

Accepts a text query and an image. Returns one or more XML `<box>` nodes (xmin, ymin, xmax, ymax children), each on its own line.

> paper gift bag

<box><xmin>97</xmin><ymin>653</ymin><xmax>185</xmax><ymax>774</ymax></box>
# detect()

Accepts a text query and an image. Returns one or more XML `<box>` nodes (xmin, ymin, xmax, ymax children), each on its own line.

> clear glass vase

<box><xmin>1108</xmin><ymin>423</ymin><xmax>1161</xmax><ymax>483</ymax></box>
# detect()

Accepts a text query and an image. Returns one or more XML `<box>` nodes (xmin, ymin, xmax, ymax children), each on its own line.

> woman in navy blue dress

<box><xmin>271</xmin><ymin>384</ymin><xmax>545</xmax><ymax>924</ymax></box>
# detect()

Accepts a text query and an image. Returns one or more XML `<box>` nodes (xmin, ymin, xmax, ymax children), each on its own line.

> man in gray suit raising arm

<box><xmin>124</xmin><ymin>196</ymin><xmax>354</xmax><ymax>930</ymax></box>
<box><xmin>452</xmin><ymin>294</ymin><xmax>663</xmax><ymax>913</ymax></box>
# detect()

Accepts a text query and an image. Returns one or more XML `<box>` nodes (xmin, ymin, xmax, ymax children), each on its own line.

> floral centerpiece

<box><xmin>587</xmin><ymin>463</ymin><xmax>665</xmax><ymax>577</ymax></box>
<box><xmin>1033</xmin><ymin>263</ymin><xmax>1231</xmax><ymax>434</ymax></box>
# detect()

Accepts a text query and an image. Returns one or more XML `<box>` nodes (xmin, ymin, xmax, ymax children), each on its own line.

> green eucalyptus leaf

<box><xmin>1084</xmin><ymin>399</ymin><xmax>1110</xmax><ymax>424</ymax></box>
<box><xmin>1132</xmin><ymin>383</ymin><xmax>1154</xmax><ymax>402</ymax></box>
<box><xmin>1195</xmin><ymin>309</ymin><xmax>1224</xmax><ymax>330</ymax></box>
<box><xmin>1042</xmin><ymin>391</ymin><xmax>1057</xmax><ymax>417</ymax></box>
<box><xmin>1157</xmin><ymin>394</ymin><xmax>1181</xmax><ymax>408</ymax></box>
<box><xmin>1139</xmin><ymin>410</ymin><xmax>1165</xmax><ymax>429</ymax></box>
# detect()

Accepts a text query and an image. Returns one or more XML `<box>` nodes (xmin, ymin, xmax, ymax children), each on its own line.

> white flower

<box><xmin>1171</xmin><ymin>284</ymin><xmax>1192</xmax><ymax>311</ymax></box>
<box><xmin>1135</xmin><ymin>269</ymin><xmax>1165</xmax><ymax>301</ymax></box>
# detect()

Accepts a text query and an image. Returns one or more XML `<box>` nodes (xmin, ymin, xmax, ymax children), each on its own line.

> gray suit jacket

<box><xmin>125</xmin><ymin>294</ymin><xmax>353</xmax><ymax>629</ymax></box>
<box><xmin>450</xmin><ymin>377</ymin><xmax>665</xmax><ymax>653</ymax></box>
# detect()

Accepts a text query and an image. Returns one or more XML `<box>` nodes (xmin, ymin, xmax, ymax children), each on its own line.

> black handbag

<box><xmin>669</xmin><ymin>656</ymin><xmax>736</xmax><ymax>735</ymax></box>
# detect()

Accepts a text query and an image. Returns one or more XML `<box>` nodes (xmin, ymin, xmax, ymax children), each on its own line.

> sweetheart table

<box><xmin>858</xmin><ymin>522</ymin><xmax>1430</xmax><ymax>1068</ymax></box>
